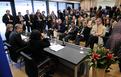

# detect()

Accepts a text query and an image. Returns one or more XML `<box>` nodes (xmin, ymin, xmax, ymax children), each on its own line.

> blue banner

<box><xmin>0</xmin><ymin>34</ymin><xmax>12</xmax><ymax>77</ymax></box>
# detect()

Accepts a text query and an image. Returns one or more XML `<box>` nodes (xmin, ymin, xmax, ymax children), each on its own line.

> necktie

<box><xmin>52</xmin><ymin>23</ymin><xmax>55</xmax><ymax>29</ymax></box>
<box><xmin>38</xmin><ymin>17</ymin><xmax>41</xmax><ymax>21</ymax></box>
<box><xmin>68</xmin><ymin>27</ymin><xmax>72</xmax><ymax>32</ymax></box>
<box><xmin>80</xmin><ymin>28</ymin><xmax>84</xmax><ymax>34</ymax></box>
<box><xmin>8</xmin><ymin>15</ymin><xmax>10</xmax><ymax>20</ymax></box>
<box><xmin>28</xmin><ymin>15</ymin><xmax>30</xmax><ymax>20</ymax></box>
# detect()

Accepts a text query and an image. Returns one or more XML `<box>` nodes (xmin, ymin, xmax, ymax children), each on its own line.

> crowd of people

<box><xmin>2</xmin><ymin>5</ymin><xmax>121</xmax><ymax>76</ymax></box>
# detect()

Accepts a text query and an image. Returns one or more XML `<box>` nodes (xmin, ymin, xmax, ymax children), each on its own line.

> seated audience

<box><xmin>75</xmin><ymin>21</ymin><xmax>90</xmax><ymax>45</ymax></box>
<box><xmin>110</xmin><ymin>17</ymin><xmax>117</xmax><ymax>28</ymax></box>
<box><xmin>78</xmin><ymin>17</ymin><xmax>84</xmax><ymax>28</ymax></box>
<box><xmin>85</xmin><ymin>18</ymin><xmax>106</xmax><ymax>49</ymax></box>
<box><xmin>63</xmin><ymin>16</ymin><xmax>71</xmax><ymax>30</ymax></box>
<box><xmin>72</xmin><ymin>16</ymin><xmax>78</xmax><ymax>26</ymax></box>
<box><xmin>5</xmin><ymin>24</ymin><xmax>13</xmax><ymax>43</ymax></box>
<box><xmin>54</xmin><ymin>19</ymin><xmax>65</xmax><ymax>38</ymax></box>
<box><xmin>59</xmin><ymin>21</ymin><xmax>78</xmax><ymax>42</ymax></box>
<box><xmin>102</xmin><ymin>16</ymin><xmax>106</xmax><ymax>26</ymax></box>
<box><xmin>87</xmin><ymin>17</ymin><xmax>96</xmax><ymax>28</ymax></box>
<box><xmin>116</xmin><ymin>15</ymin><xmax>120</xmax><ymax>22</ymax></box>
<box><xmin>47</xmin><ymin>19</ymin><xmax>57</xmax><ymax>37</ymax></box>
<box><xmin>9</xmin><ymin>24</ymin><xmax>27</xmax><ymax>50</ymax></box>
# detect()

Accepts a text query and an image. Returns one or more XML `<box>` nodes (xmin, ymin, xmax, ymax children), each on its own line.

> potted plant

<box><xmin>85</xmin><ymin>47</ymin><xmax>119</xmax><ymax>77</ymax></box>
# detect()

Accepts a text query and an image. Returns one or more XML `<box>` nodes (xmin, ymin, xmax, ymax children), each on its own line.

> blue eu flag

<box><xmin>0</xmin><ymin>34</ymin><xmax>12</xmax><ymax>77</ymax></box>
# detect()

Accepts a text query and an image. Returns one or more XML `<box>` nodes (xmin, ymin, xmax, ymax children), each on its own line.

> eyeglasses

<box><xmin>19</xmin><ymin>28</ymin><xmax>23</xmax><ymax>29</ymax></box>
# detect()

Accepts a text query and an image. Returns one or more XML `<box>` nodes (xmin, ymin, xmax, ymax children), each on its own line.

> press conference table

<box><xmin>44</xmin><ymin>39</ymin><xmax>90</xmax><ymax>77</ymax></box>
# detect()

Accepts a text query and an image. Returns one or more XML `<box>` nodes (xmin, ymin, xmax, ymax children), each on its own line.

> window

<box><xmin>14</xmin><ymin>1</ymin><xmax>32</xmax><ymax>15</ymax></box>
<box><xmin>67</xmin><ymin>4</ymin><xmax>73</xmax><ymax>9</ymax></box>
<box><xmin>58</xmin><ymin>2</ymin><xmax>66</xmax><ymax>12</ymax></box>
<box><xmin>34</xmin><ymin>1</ymin><xmax>47</xmax><ymax>16</ymax></box>
<box><xmin>49</xmin><ymin>2</ymin><xmax>57</xmax><ymax>16</ymax></box>
<box><xmin>74</xmin><ymin>3</ymin><xmax>80</xmax><ymax>10</ymax></box>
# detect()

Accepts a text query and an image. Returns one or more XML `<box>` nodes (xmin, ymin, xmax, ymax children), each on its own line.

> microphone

<box><xmin>62</xmin><ymin>41</ymin><xmax>66</xmax><ymax>46</ymax></box>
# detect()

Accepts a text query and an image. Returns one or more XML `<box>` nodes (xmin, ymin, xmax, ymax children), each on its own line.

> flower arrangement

<box><xmin>86</xmin><ymin>47</ymin><xmax>119</xmax><ymax>69</ymax></box>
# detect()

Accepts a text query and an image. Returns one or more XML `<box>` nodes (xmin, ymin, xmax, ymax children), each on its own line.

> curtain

<box><xmin>81</xmin><ymin>0</ymin><xmax>97</xmax><ymax>11</ymax></box>
<box><xmin>115</xmin><ymin>0</ymin><xmax>121</xmax><ymax>7</ymax></box>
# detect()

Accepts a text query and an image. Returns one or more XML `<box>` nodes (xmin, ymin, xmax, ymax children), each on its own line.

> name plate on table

<box><xmin>49</xmin><ymin>44</ymin><xmax>64</xmax><ymax>52</ymax></box>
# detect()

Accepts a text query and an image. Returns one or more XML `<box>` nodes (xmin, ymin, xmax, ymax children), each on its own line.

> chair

<box><xmin>4</xmin><ymin>42</ymin><xmax>27</xmax><ymax>67</ymax></box>
<box><xmin>20</xmin><ymin>52</ymin><xmax>52</xmax><ymax>77</ymax></box>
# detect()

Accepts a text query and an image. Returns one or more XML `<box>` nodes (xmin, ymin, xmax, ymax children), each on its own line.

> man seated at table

<box><xmin>85</xmin><ymin>18</ymin><xmax>106</xmax><ymax>49</ymax></box>
<box><xmin>59</xmin><ymin>21</ymin><xmax>78</xmax><ymax>42</ymax></box>
<box><xmin>9</xmin><ymin>24</ymin><xmax>27</xmax><ymax>51</ymax></box>
<box><xmin>47</xmin><ymin>19</ymin><xmax>57</xmax><ymax>37</ymax></box>
<box><xmin>75</xmin><ymin>21</ymin><xmax>91</xmax><ymax>45</ymax></box>
<box><xmin>54</xmin><ymin>19</ymin><xmax>65</xmax><ymax>38</ymax></box>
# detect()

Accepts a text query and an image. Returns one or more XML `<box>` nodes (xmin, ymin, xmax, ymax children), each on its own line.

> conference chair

<box><xmin>4</xmin><ymin>42</ymin><xmax>27</xmax><ymax>69</ymax></box>
<box><xmin>20</xmin><ymin>51</ymin><xmax>52</xmax><ymax>77</ymax></box>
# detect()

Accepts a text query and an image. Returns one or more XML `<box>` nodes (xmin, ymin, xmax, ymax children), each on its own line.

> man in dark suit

<box><xmin>58</xmin><ymin>10</ymin><xmax>64</xmax><ymax>22</ymax></box>
<box><xmin>15</xmin><ymin>12</ymin><xmax>26</xmax><ymax>31</ymax></box>
<box><xmin>41</xmin><ymin>11</ymin><xmax>46</xmax><ymax>32</ymax></box>
<box><xmin>59</xmin><ymin>21</ymin><xmax>78</xmax><ymax>42</ymax></box>
<box><xmin>47</xmin><ymin>13</ymin><xmax>52</xmax><ymax>29</ymax></box>
<box><xmin>34</xmin><ymin>12</ymin><xmax>43</xmax><ymax>32</ymax></box>
<box><xmin>75</xmin><ymin>21</ymin><xmax>91</xmax><ymax>45</ymax></box>
<box><xmin>36</xmin><ymin>9</ymin><xmax>41</xmax><ymax>16</ymax></box>
<box><xmin>47</xmin><ymin>19</ymin><xmax>57</xmax><ymax>37</ymax></box>
<box><xmin>2</xmin><ymin>10</ymin><xmax>14</xmax><ymax>26</ymax></box>
<box><xmin>9</xmin><ymin>24</ymin><xmax>27</xmax><ymax>51</ymax></box>
<box><xmin>25</xmin><ymin>10</ymin><xmax>32</xmax><ymax>32</ymax></box>
<box><xmin>63</xmin><ymin>16</ymin><xmax>71</xmax><ymax>30</ymax></box>
<box><xmin>30</xmin><ymin>12</ymin><xmax>35</xmax><ymax>30</ymax></box>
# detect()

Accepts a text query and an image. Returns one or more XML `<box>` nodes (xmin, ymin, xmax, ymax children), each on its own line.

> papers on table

<box><xmin>49</xmin><ymin>44</ymin><xmax>64</xmax><ymax>52</ymax></box>
<box><xmin>21</xmin><ymin>35</ymin><xmax>28</xmax><ymax>40</ymax></box>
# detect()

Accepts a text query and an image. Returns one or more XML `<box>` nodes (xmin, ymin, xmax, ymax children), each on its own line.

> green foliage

<box><xmin>85</xmin><ymin>47</ymin><xmax>119</xmax><ymax>69</ymax></box>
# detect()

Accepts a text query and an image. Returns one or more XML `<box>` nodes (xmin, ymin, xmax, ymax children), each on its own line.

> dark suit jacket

<box><xmin>55</xmin><ymin>23</ymin><xmax>65</xmax><ymax>33</ymax></box>
<box><xmin>5</xmin><ymin>30</ymin><xmax>12</xmax><ymax>43</ymax></box>
<box><xmin>2</xmin><ymin>14</ymin><xmax>14</xmax><ymax>26</ymax></box>
<box><xmin>34</xmin><ymin>15</ymin><xmax>43</xmax><ymax>29</ymax></box>
<box><xmin>58</xmin><ymin>12</ymin><xmax>64</xmax><ymax>21</ymax></box>
<box><xmin>25</xmin><ymin>14</ymin><xmax>32</xmax><ymax>26</ymax></box>
<box><xmin>27</xmin><ymin>38</ymin><xmax>50</xmax><ymax>64</ymax></box>
<box><xmin>15</xmin><ymin>16</ymin><xmax>25</xmax><ymax>24</ymax></box>
<box><xmin>47</xmin><ymin>16</ymin><xmax>52</xmax><ymax>28</ymax></box>
<box><xmin>9</xmin><ymin>30</ymin><xmax>27</xmax><ymax>50</ymax></box>
<box><xmin>63</xmin><ymin>20</ymin><xmax>71</xmax><ymax>27</ymax></box>
<box><xmin>78</xmin><ymin>26</ymin><xmax>91</xmax><ymax>39</ymax></box>
<box><xmin>67</xmin><ymin>25</ymin><xmax>78</xmax><ymax>35</ymax></box>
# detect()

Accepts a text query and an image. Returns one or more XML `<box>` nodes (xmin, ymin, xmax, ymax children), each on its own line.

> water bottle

<box><xmin>54</xmin><ymin>38</ymin><xmax>56</xmax><ymax>45</ymax></box>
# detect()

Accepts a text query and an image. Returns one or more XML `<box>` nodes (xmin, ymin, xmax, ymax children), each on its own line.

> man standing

<box><xmin>15</xmin><ymin>12</ymin><xmax>26</xmax><ymax>31</ymax></box>
<box><xmin>59</xmin><ymin>21</ymin><xmax>78</xmax><ymax>42</ymax></box>
<box><xmin>85</xmin><ymin>18</ymin><xmax>106</xmax><ymax>49</ymax></box>
<box><xmin>34</xmin><ymin>12</ymin><xmax>43</xmax><ymax>32</ymax></box>
<box><xmin>2</xmin><ymin>10</ymin><xmax>14</xmax><ymax>26</ymax></box>
<box><xmin>25</xmin><ymin>10</ymin><xmax>32</xmax><ymax>32</ymax></box>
